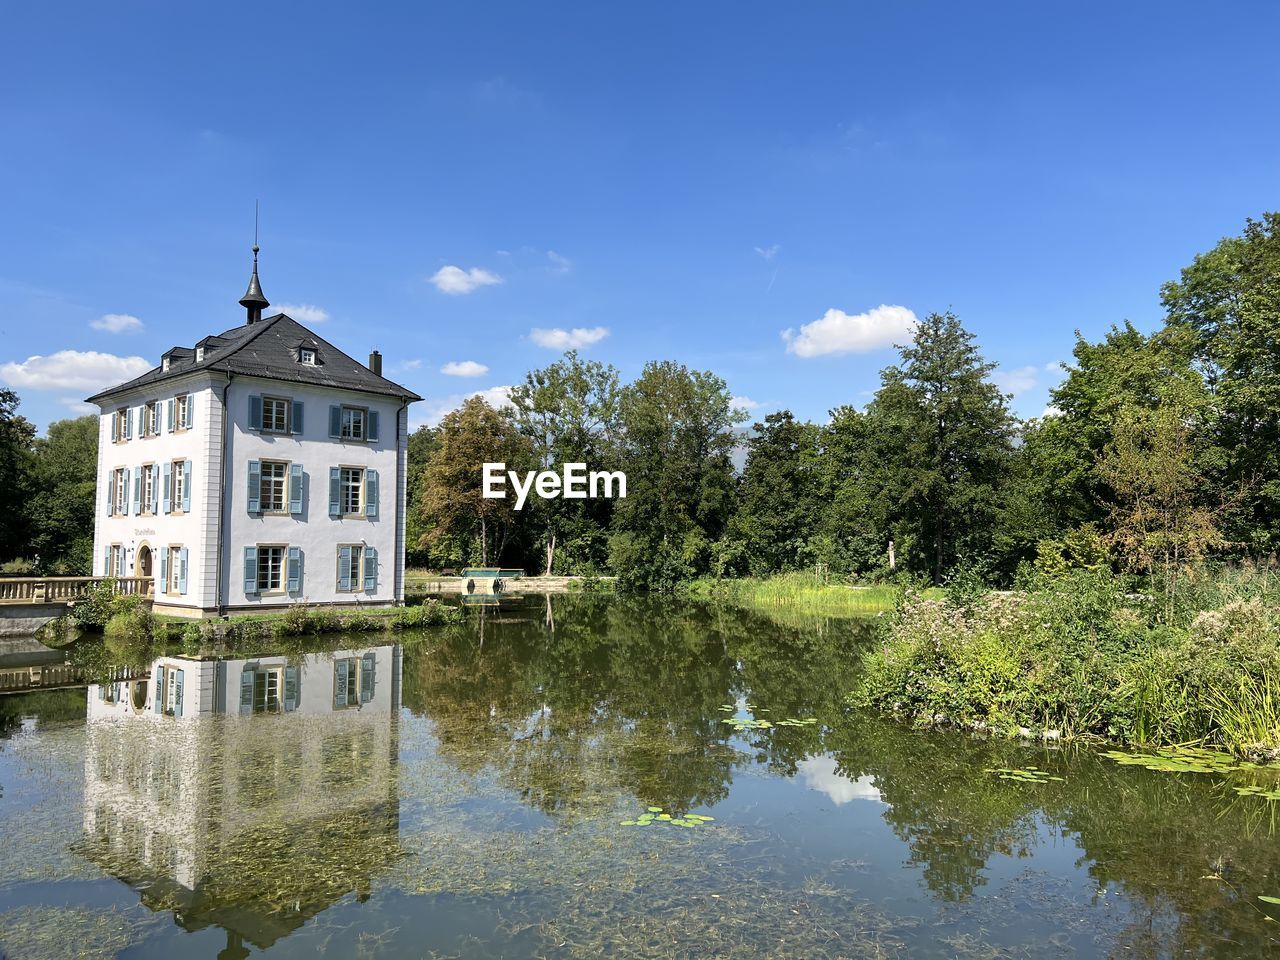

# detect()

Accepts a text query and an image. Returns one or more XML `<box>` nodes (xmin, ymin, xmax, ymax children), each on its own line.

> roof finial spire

<box><xmin>239</xmin><ymin>201</ymin><xmax>269</xmax><ymax>324</ymax></box>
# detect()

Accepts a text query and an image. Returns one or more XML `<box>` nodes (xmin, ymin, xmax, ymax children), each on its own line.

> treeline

<box><xmin>0</xmin><ymin>394</ymin><xmax>97</xmax><ymax>575</ymax></box>
<box><xmin>411</xmin><ymin>212</ymin><xmax>1280</xmax><ymax>590</ymax></box>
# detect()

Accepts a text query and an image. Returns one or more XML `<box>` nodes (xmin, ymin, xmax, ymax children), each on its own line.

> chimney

<box><xmin>368</xmin><ymin>350</ymin><xmax>383</xmax><ymax>376</ymax></box>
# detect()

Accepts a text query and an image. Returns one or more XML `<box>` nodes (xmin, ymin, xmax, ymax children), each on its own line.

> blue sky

<box><xmin>2</xmin><ymin>2</ymin><xmax>1278</xmax><ymax>432</ymax></box>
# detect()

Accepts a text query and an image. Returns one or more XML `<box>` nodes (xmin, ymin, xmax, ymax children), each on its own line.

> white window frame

<box><xmin>261</xmin><ymin>396</ymin><xmax>291</xmax><ymax>434</ymax></box>
<box><xmin>113</xmin><ymin>409</ymin><xmax>128</xmax><ymax>443</ymax></box>
<box><xmin>173</xmin><ymin>394</ymin><xmax>190</xmax><ymax>432</ymax></box>
<box><xmin>111</xmin><ymin>467</ymin><xmax>127</xmax><ymax>516</ymax></box>
<box><xmin>108</xmin><ymin>544</ymin><xmax>124</xmax><ymax>577</ymax></box>
<box><xmin>339</xmin><ymin>466</ymin><xmax>364</xmax><ymax>516</ymax></box>
<box><xmin>144</xmin><ymin>400</ymin><xmax>160</xmax><ymax>438</ymax></box>
<box><xmin>251</xmin><ymin>667</ymin><xmax>283</xmax><ymax>714</ymax></box>
<box><xmin>170</xmin><ymin>460</ymin><xmax>185</xmax><ymax>514</ymax></box>
<box><xmin>256</xmin><ymin>544</ymin><xmax>286</xmax><ymax>594</ymax></box>
<box><xmin>140</xmin><ymin>463</ymin><xmax>156</xmax><ymax>516</ymax></box>
<box><xmin>300</xmin><ymin>348</ymin><xmax>317</xmax><ymax>365</ymax></box>
<box><xmin>259</xmin><ymin>459</ymin><xmax>289</xmax><ymax>513</ymax></box>
<box><xmin>166</xmin><ymin>545</ymin><xmax>182</xmax><ymax>595</ymax></box>
<box><xmin>337</xmin><ymin>544</ymin><xmax>363</xmax><ymax>593</ymax></box>
<box><xmin>340</xmin><ymin>405</ymin><xmax>366</xmax><ymax>441</ymax></box>
<box><xmin>334</xmin><ymin>658</ymin><xmax>360</xmax><ymax>708</ymax></box>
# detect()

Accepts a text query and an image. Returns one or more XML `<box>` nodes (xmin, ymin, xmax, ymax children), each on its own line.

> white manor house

<box><xmin>88</xmin><ymin>251</ymin><xmax>421</xmax><ymax>616</ymax></box>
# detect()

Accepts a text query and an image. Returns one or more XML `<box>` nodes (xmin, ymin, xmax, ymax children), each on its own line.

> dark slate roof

<box><xmin>85</xmin><ymin>314</ymin><xmax>422</xmax><ymax>404</ymax></box>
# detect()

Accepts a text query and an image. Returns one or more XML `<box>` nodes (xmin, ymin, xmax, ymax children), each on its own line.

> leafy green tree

<box><xmin>0</xmin><ymin>389</ymin><xmax>36</xmax><ymax>563</ymax></box>
<box><xmin>29</xmin><ymin>415</ymin><xmax>97</xmax><ymax>573</ymax></box>
<box><xmin>416</xmin><ymin>398</ymin><xmax>534</xmax><ymax>567</ymax></box>
<box><xmin>729</xmin><ymin>410</ymin><xmax>821</xmax><ymax>575</ymax></box>
<box><xmin>863</xmin><ymin>312</ymin><xmax>1016</xmax><ymax>584</ymax></box>
<box><xmin>611</xmin><ymin>361</ymin><xmax>744</xmax><ymax>589</ymax></box>
<box><xmin>405</xmin><ymin>424</ymin><xmax>438</xmax><ymax>567</ymax></box>
<box><xmin>1161</xmin><ymin>212</ymin><xmax>1280</xmax><ymax>552</ymax></box>
<box><xmin>509</xmin><ymin>351</ymin><xmax>621</xmax><ymax>575</ymax></box>
<box><xmin>809</xmin><ymin>404</ymin><xmax>892</xmax><ymax>577</ymax></box>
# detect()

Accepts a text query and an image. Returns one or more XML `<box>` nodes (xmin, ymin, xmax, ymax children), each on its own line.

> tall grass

<box><xmin>1209</xmin><ymin>675</ymin><xmax>1280</xmax><ymax>758</ymax></box>
<box><xmin>692</xmin><ymin>571</ymin><xmax>910</xmax><ymax>616</ymax></box>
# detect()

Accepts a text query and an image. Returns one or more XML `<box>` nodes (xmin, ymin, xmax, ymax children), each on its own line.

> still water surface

<box><xmin>1</xmin><ymin>594</ymin><xmax>1278</xmax><ymax>958</ymax></box>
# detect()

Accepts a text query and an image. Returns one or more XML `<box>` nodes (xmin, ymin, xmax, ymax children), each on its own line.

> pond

<box><xmin>1</xmin><ymin>594</ymin><xmax>1278</xmax><ymax>958</ymax></box>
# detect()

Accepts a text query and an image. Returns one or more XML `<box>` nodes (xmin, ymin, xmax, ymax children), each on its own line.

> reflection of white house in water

<box><xmin>81</xmin><ymin>644</ymin><xmax>402</xmax><ymax>955</ymax></box>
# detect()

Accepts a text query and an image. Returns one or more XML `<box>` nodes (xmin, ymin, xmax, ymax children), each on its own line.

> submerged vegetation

<box><xmin>854</xmin><ymin>564</ymin><xmax>1280</xmax><ymax>756</ymax></box>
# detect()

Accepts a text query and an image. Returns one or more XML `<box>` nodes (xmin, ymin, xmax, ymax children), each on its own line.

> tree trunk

<box><xmin>480</xmin><ymin>517</ymin><xmax>488</xmax><ymax>566</ymax></box>
<box><xmin>545</xmin><ymin>530</ymin><xmax>556</xmax><ymax>576</ymax></box>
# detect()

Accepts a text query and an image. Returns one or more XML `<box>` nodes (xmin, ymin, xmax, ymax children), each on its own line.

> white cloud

<box><xmin>59</xmin><ymin>397</ymin><xmax>95</xmax><ymax>414</ymax></box>
<box><xmin>414</xmin><ymin>385</ymin><xmax>514</xmax><ymax>428</ymax></box>
<box><xmin>0</xmin><ymin>350</ymin><xmax>151</xmax><ymax>392</ymax></box>
<box><xmin>429</xmin><ymin>265</ymin><xmax>503</xmax><ymax>295</ymax></box>
<box><xmin>529</xmin><ymin>326</ymin><xmax>609</xmax><ymax>350</ymax></box>
<box><xmin>441</xmin><ymin>360</ymin><xmax>489</xmax><ymax>377</ymax></box>
<box><xmin>274</xmin><ymin>303</ymin><xmax>330</xmax><ymax>324</ymax></box>
<box><xmin>782</xmin><ymin>305</ymin><xmax>917</xmax><ymax>358</ymax></box>
<box><xmin>1041</xmin><ymin>405</ymin><xmax>1063</xmax><ymax>418</ymax></box>
<box><xmin>90</xmin><ymin>313</ymin><xmax>143</xmax><ymax>334</ymax></box>
<box><xmin>797</xmin><ymin>756</ymin><xmax>883</xmax><ymax>805</ymax></box>
<box><xmin>546</xmin><ymin>250</ymin><xmax>572</xmax><ymax>274</ymax></box>
<box><xmin>754</xmin><ymin>244</ymin><xmax>780</xmax><ymax>261</ymax></box>
<box><xmin>731</xmin><ymin>395</ymin><xmax>762</xmax><ymax>411</ymax></box>
<box><xmin>992</xmin><ymin>365</ymin><xmax>1039</xmax><ymax>397</ymax></box>
<box><xmin>398</xmin><ymin>359</ymin><xmax>424</xmax><ymax>371</ymax></box>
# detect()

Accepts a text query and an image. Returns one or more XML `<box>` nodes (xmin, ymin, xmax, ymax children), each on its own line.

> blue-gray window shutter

<box><xmin>367</xmin><ymin>410</ymin><xmax>380</xmax><ymax>442</ymax></box>
<box><xmin>289</xmin><ymin>463</ymin><xmax>303</xmax><ymax>514</ymax></box>
<box><xmin>110</xmin><ymin>415</ymin><xmax>119</xmax><ymax>443</ymax></box>
<box><xmin>103</xmin><ymin>545</ymin><xmax>109</xmax><ymax>575</ymax></box>
<box><xmin>338</xmin><ymin>546</ymin><xmax>352</xmax><ymax>591</ymax></box>
<box><xmin>132</xmin><ymin>466</ymin><xmax>142</xmax><ymax>514</ymax></box>
<box><xmin>173</xmin><ymin>669</ymin><xmax>184</xmax><ymax>717</ymax></box>
<box><xmin>159</xmin><ymin>548</ymin><xmax>168</xmax><ymax>592</ymax></box>
<box><xmin>166</xmin><ymin>399</ymin><xmax>175</xmax><ymax>433</ymax></box>
<box><xmin>284</xmin><ymin>666</ymin><xmax>299</xmax><ymax>711</ymax></box>
<box><xmin>240</xmin><ymin>669</ymin><xmax>254</xmax><ymax>715</ymax></box>
<box><xmin>329</xmin><ymin>405</ymin><xmax>341</xmax><ymax>438</ymax></box>
<box><xmin>185</xmin><ymin>394</ymin><xmax>194</xmax><ymax>428</ymax></box>
<box><xmin>121</xmin><ymin>469</ymin><xmax>129</xmax><ymax>516</ymax></box>
<box><xmin>363</xmin><ymin>547</ymin><xmax>378</xmax><ymax>592</ymax></box>
<box><xmin>247</xmin><ymin>461</ymin><xmax>261</xmax><ymax>512</ymax></box>
<box><xmin>149</xmin><ymin>464</ymin><xmax>160</xmax><ymax>514</ymax></box>
<box><xmin>292</xmin><ymin>401</ymin><xmax>304</xmax><ymax>435</ymax></box>
<box><xmin>155</xmin><ymin>668</ymin><xmax>164</xmax><ymax>713</ymax></box>
<box><xmin>244</xmin><ymin>547</ymin><xmax>258</xmax><ymax>593</ymax></box>
<box><xmin>126</xmin><ymin>408</ymin><xmax>133</xmax><ymax>439</ymax></box>
<box><xmin>182</xmin><ymin>460</ymin><xmax>192</xmax><ymax>512</ymax></box>
<box><xmin>162</xmin><ymin>463</ymin><xmax>172</xmax><ymax>514</ymax></box>
<box><xmin>178</xmin><ymin>548</ymin><xmax>188</xmax><ymax>595</ymax></box>
<box><xmin>287</xmin><ymin>546</ymin><xmax>302</xmax><ymax>593</ymax></box>
<box><xmin>107</xmin><ymin>470</ymin><xmax>116</xmax><ymax>514</ymax></box>
<box><xmin>365</xmin><ymin>469</ymin><xmax>379</xmax><ymax>518</ymax></box>
<box><xmin>248</xmin><ymin>394</ymin><xmax>262</xmax><ymax>430</ymax></box>
<box><xmin>333</xmin><ymin>661</ymin><xmax>348</xmax><ymax>708</ymax></box>
<box><xmin>360</xmin><ymin>652</ymin><xmax>375</xmax><ymax>702</ymax></box>
<box><xmin>329</xmin><ymin>467</ymin><xmax>340</xmax><ymax>515</ymax></box>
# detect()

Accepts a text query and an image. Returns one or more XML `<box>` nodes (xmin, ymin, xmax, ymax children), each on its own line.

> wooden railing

<box><xmin>0</xmin><ymin>577</ymin><xmax>154</xmax><ymax>605</ymax></box>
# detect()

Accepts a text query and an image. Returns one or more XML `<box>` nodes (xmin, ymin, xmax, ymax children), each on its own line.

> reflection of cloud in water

<box><xmin>797</xmin><ymin>756</ymin><xmax>884</xmax><ymax>805</ymax></box>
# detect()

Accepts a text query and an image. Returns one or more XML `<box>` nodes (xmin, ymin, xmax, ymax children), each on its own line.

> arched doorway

<box><xmin>136</xmin><ymin>543</ymin><xmax>152</xmax><ymax>578</ymax></box>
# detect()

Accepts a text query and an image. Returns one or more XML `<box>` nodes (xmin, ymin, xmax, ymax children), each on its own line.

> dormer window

<box><xmin>300</xmin><ymin>348</ymin><xmax>317</xmax><ymax>365</ymax></box>
<box><xmin>195</xmin><ymin>346</ymin><xmax>205</xmax><ymax>362</ymax></box>
<box><xmin>162</xmin><ymin>357</ymin><xmax>171</xmax><ymax>371</ymax></box>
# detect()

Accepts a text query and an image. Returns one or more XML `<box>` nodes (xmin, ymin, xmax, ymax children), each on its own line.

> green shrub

<box><xmin>340</xmin><ymin>612</ymin><xmax>385</xmax><ymax>633</ymax></box>
<box><xmin>392</xmin><ymin>600</ymin><xmax>462</xmax><ymax>629</ymax></box>
<box><xmin>0</xmin><ymin>558</ymin><xmax>37</xmax><ymax>575</ymax></box>
<box><xmin>103</xmin><ymin>607</ymin><xmax>156</xmax><ymax>667</ymax></box>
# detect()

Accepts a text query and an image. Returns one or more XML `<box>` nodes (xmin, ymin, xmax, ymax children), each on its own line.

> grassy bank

<box><xmin>690</xmin><ymin>572</ymin><xmax>919</xmax><ymax>616</ymax></box>
<box><xmin>852</xmin><ymin>567</ymin><xmax>1280</xmax><ymax>758</ymax></box>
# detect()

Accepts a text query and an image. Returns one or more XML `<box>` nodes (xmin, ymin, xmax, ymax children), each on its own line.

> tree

<box><xmin>730</xmin><ymin>410</ymin><xmax>821</xmax><ymax>575</ymax></box>
<box><xmin>29</xmin><ymin>415</ymin><xmax>98</xmax><ymax>573</ymax></box>
<box><xmin>404</xmin><ymin>424</ymin><xmax>438</xmax><ymax>567</ymax></box>
<box><xmin>611</xmin><ymin>361</ymin><xmax>744</xmax><ymax>589</ymax></box>
<box><xmin>0</xmin><ymin>389</ymin><xmax>36</xmax><ymax>563</ymax></box>
<box><xmin>1161</xmin><ymin>212</ymin><xmax>1280</xmax><ymax>553</ymax></box>
<box><xmin>863</xmin><ymin>312</ymin><xmax>1016</xmax><ymax>584</ymax></box>
<box><xmin>509</xmin><ymin>351</ymin><xmax>621</xmax><ymax>575</ymax></box>
<box><xmin>416</xmin><ymin>398</ymin><xmax>534</xmax><ymax>567</ymax></box>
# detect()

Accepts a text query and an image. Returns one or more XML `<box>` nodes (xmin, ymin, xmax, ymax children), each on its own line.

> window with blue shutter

<box><xmin>329</xmin><ymin>405</ymin><xmax>342</xmax><ymax>438</ymax></box>
<box><xmin>240</xmin><ymin>669</ymin><xmax>254</xmax><ymax>715</ymax></box>
<box><xmin>150</xmin><ymin>464</ymin><xmax>160</xmax><ymax>514</ymax></box>
<box><xmin>178</xmin><ymin>548</ymin><xmax>188</xmax><ymax>595</ymax></box>
<box><xmin>126</xmin><ymin>408</ymin><xmax>134</xmax><ymax>439</ymax></box>
<box><xmin>363</xmin><ymin>547</ymin><xmax>378</xmax><ymax>592</ymax></box>
<box><xmin>287</xmin><ymin>546</ymin><xmax>302</xmax><ymax>593</ymax></box>
<box><xmin>244</xmin><ymin>547</ymin><xmax>258</xmax><ymax>594</ymax></box>
<box><xmin>182</xmin><ymin>460</ymin><xmax>192</xmax><ymax>513</ymax></box>
<box><xmin>368</xmin><ymin>409</ymin><xmax>380</xmax><ymax>442</ymax></box>
<box><xmin>333</xmin><ymin>661</ymin><xmax>348</xmax><ymax>708</ymax></box>
<box><xmin>185</xmin><ymin>394</ymin><xmax>194</xmax><ymax>428</ymax></box>
<box><xmin>249</xmin><ymin>394</ymin><xmax>262</xmax><ymax>430</ymax></box>
<box><xmin>159</xmin><ymin>548</ymin><xmax>168</xmax><ymax>592</ymax></box>
<box><xmin>131</xmin><ymin>466</ymin><xmax>141</xmax><ymax>515</ymax></box>
<box><xmin>337</xmin><ymin>546</ymin><xmax>352</xmax><ymax>591</ymax></box>
<box><xmin>102</xmin><ymin>545</ymin><xmax>109</xmax><ymax>576</ymax></box>
<box><xmin>107</xmin><ymin>470</ymin><xmax>116</xmax><ymax>515</ymax></box>
<box><xmin>329</xmin><ymin>467</ymin><xmax>341</xmax><ymax>515</ymax></box>
<box><xmin>289</xmin><ymin>463</ymin><xmax>303</xmax><ymax>514</ymax></box>
<box><xmin>162</xmin><ymin>463</ymin><xmax>172</xmax><ymax>514</ymax></box>
<box><xmin>173</xmin><ymin>669</ymin><xmax>184</xmax><ymax>717</ymax></box>
<box><xmin>247</xmin><ymin>461</ymin><xmax>261</xmax><ymax>513</ymax></box>
<box><xmin>110</xmin><ymin>415</ymin><xmax>119</xmax><ymax>443</ymax></box>
<box><xmin>365</xmin><ymin>469</ymin><xmax>379</xmax><ymax>518</ymax></box>
<box><xmin>360</xmin><ymin>652</ymin><xmax>375</xmax><ymax>703</ymax></box>
<box><xmin>292</xmin><ymin>401</ymin><xmax>304</xmax><ymax>435</ymax></box>
<box><xmin>284</xmin><ymin>666</ymin><xmax>299</xmax><ymax>711</ymax></box>
<box><xmin>166</xmin><ymin>399</ymin><xmax>175</xmax><ymax>433</ymax></box>
<box><xmin>154</xmin><ymin>668</ymin><xmax>164</xmax><ymax>713</ymax></box>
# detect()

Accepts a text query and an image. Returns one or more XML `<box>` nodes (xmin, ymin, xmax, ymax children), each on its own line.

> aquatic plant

<box><xmin>984</xmin><ymin>766</ymin><xmax>1064</xmax><ymax>784</ymax></box>
<box><xmin>619</xmin><ymin>806</ymin><xmax>715</xmax><ymax>828</ymax></box>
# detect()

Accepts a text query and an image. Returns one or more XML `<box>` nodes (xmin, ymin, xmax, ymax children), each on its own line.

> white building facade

<box><xmin>87</xmin><ymin>261</ymin><xmax>421</xmax><ymax>616</ymax></box>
